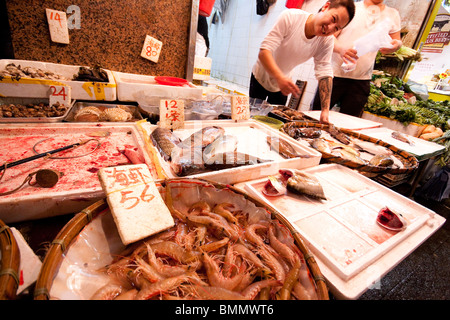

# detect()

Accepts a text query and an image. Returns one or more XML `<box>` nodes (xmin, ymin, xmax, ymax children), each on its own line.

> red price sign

<box><xmin>141</xmin><ymin>35</ymin><xmax>163</xmax><ymax>63</ymax></box>
<box><xmin>231</xmin><ymin>95</ymin><xmax>250</xmax><ymax>120</ymax></box>
<box><xmin>160</xmin><ymin>99</ymin><xmax>185</xmax><ymax>129</ymax></box>
<box><xmin>49</xmin><ymin>85</ymin><xmax>71</xmax><ymax>108</ymax></box>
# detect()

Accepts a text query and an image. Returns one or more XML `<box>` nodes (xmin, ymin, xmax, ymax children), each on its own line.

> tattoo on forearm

<box><xmin>319</xmin><ymin>77</ymin><xmax>332</xmax><ymax>110</ymax></box>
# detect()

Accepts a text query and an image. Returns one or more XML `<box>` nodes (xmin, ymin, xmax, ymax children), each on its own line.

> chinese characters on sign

<box><xmin>231</xmin><ymin>95</ymin><xmax>250</xmax><ymax>121</ymax></box>
<box><xmin>160</xmin><ymin>99</ymin><xmax>185</xmax><ymax>130</ymax></box>
<box><xmin>140</xmin><ymin>35</ymin><xmax>163</xmax><ymax>63</ymax></box>
<box><xmin>103</xmin><ymin>166</ymin><xmax>154</xmax><ymax>210</ymax></box>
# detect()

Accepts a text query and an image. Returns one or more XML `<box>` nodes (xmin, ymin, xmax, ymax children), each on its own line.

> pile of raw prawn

<box><xmin>91</xmin><ymin>182</ymin><xmax>319</xmax><ymax>300</ymax></box>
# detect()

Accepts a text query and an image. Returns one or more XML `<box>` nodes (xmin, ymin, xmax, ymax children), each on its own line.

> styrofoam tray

<box><xmin>234</xmin><ymin>164</ymin><xmax>445</xmax><ymax>299</ymax></box>
<box><xmin>112</xmin><ymin>71</ymin><xmax>203</xmax><ymax>108</ymax></box>
<box><xmin>139</xmin><ymin>119</ymin><xmax>322</xmax><ymax>185</ymax></box>
<box><xmin>303</xmin><ymin>111</ymin><xmax>383</xmax><ymax>130</ymax></box>
<box><xmin>0</xmin><ymin>97</ymin><xmax>74</xmax><ymax>123</ymax></box>
<box><xmin>0</xmin><ymin>59</ymin><xmax>117</xmax><ymax>101</ymax></box>
<box><xmin>358</xmin><ymin>127</ymin><xmax>446</xmax><ymax>162</ymax></box>
<box><xmin>0</xmin><ymin>123</ymin><xmax>157</xmax><ymax>223</ymax></box>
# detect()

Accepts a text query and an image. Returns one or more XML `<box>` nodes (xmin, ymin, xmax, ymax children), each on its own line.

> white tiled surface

<box><xmin>207</xmin><ymin>0</ymin><xmax>328</xmax><ymax>110</ymax></box>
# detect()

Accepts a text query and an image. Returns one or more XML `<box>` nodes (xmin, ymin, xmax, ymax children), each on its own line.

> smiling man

<box><xmin>250</xmin><ymin>0</ymin><xmax>355</xmax><ymax>124</ymax></box>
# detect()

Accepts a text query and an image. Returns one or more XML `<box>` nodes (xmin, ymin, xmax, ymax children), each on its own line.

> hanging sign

<box><xmin>141</xmin><ymin>35</ymin><xmax>163</xmax><ymax>63</ymax></box>
<box><xmin>159</xmin><ymin>99</ymin><xmax>185</xmax><ymax>129</ymax></box>
<box><xmin>45</xmin><ymin>8</ymin><xmax>70</xmax><ymax>44</ymax></box>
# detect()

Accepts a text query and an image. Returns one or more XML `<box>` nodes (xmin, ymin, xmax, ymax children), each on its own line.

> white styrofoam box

<box><xmin>193</xmin><ymin>55</ymin><xmax>212</xmax><ymax>81</ymax></box>
<box><xmin>302</xmin><ymin>110</ymin><xmax>383</xmax><ymax>130</ymax></box>
<box><xmin>0</xmin><ymin>122</ymin><xmax>156</xmax><ymax>223</ymax></box>
<box><xmin>139</xmin><ymin>119</ymin><xmax>322</xmax><ymax>185</ymax></box>
<box><xmin>358</xmin><ymin>127</ymin><xmax>446</xmax><ymax>162</ymax></box>
<box><xmin>0</xmin><ymin>59</ymin><xmax>116</xmax><ymax>101</ymax></box>
<box><xmin>234</xmin><ymin>164</ymin><xmax>445</xmax><ymax>299</ymax></box>
<box><xmin>362</xmin><ymin>111</ymin><xmax>425</xmax><ymax>137</ymax></box>
<box><xmin>112</xmin><ymin>71</ymin><xmax>203</xmax><ymax>111</ymax></box>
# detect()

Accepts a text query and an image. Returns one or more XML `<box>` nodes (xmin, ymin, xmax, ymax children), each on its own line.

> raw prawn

<box><xmin>213</xmin><ymin>203</ymin><xmax>239</xmax><ymax>224</ymax></box>
<box><xmin>241</xmin><ymin>279</ymin><xmax>281</xmax><ymax>300</ymax></box>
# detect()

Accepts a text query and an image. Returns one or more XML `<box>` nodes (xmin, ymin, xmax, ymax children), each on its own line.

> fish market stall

<box><xmin>234</xmin><ymin>164</ymin><xmax>446</xmax><ymax>299</ymax></box>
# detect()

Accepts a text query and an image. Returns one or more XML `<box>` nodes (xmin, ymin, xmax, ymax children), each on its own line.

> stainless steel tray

<box><xmin>0</xmin><ymin>97</ymin><xmax>73</xmax><ymax>123</ymax></box>
<box><xmin>64</xmin><ymin>101</ymin><xmax>143</xmax><ymax>122</ymax></box>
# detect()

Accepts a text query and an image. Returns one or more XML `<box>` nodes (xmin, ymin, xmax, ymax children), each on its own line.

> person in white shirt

<box><xmin>312</xmin><ymin>0</ymin><xmax>402</xmax><ymax>118</ymax></box>
<box><xmin>250</xmin><ymin>0</ymin><xmax>356</xmax><ymax>124</ymax></box>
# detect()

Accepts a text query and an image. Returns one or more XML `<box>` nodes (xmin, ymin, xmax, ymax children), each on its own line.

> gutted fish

<box><xmin>180</xmin><ymin>126</ymin><xmax>225</xmax><ymax>149</ymax></box>
<box><xmin>369</xmin><ymin>154</ymin><xmax>394</xmax><ymax>167</ymax></box>
<box><xmin>204</xmin><ymin>152</ymin><xmax>272</xmax><ymax>170</ymax></box>
<box><xmin>266</xmin><ymin>136</ymin><xmax>299</xmax><ymax>159</ymax></box>
<box><xmin>376</xmin><ymin>207</ymin><xmax>407</xmax><ymax>231</ymax></box>
<box><xmin>280</xmin><ymin>169</ymin><xmax>326</xmax><ymax>200</ymax></box>
<box><xmin>391</xmin><ymin>131</ymin><xmax>414</xmax><ymax>146</ymax></box>
<box><xmin>150</xmin><ymin>127</ymin><xmax>182</xmax><ymax>161</ymax></box>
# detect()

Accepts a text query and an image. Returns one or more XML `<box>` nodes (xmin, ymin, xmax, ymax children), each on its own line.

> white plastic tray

<box><xmin>112</xmin><ymin>71</ymin><xmax>203</xmax><ymax>110</ymax></box>
<box><xmin>234</xmin><ymin>164</ymin><xmax>445</xmax><ymax>299</ymax></box>
<box><xmin>0</xmin><ymin>59</ymin><xmax>117</xmax><ymax>101</ymax></box>
<box><xmin>140</xmin><ymin>119</ymin><xmax>322</xmax><ymax>185</ymax></box>
<box><xmin>0</xmin><ymin>123</ymin><xmax>156</xmax><ymax>223</ymax></box>
<box><xmin>303</xmin><ymin>110</ymin><xmax>383</xmax><ymax>130</ymax></box>
<box><xmin>358</xmin><ymin>127</ymin><xmax>446</xmax><ymax>162</ymax></box>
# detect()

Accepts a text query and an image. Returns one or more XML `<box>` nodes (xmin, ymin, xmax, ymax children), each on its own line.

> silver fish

<box><xmin>204</xmin><ymin>152</ymin><xmax>272</xmax><ymax>170</ymax></box>
<box><xmin>150</xmin><ymin>127</ymin><xmax>181</xmax><ymax>161</ymax></box>
<box><xmin>180</xmin><ymin>126</ymin><xmax>225</xmax><ymax>149</ymax></box>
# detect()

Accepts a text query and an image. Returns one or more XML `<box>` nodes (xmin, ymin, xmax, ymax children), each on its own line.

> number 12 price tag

<box><xmin>49</xmin><ymin>85</ymin><xmax>71</xmax><ymax>108</ymax></box>
<box><xmin>231</xmin><ymin>95</ymin><xmax>250</xmax><ymax>121</ymax></box>
<box><xmin>159</xmin><ymin>99</ymin><xmax>185</xmax><ymax>130</ymax></box>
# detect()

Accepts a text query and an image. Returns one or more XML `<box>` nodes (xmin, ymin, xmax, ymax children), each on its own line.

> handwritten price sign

<box><xmin>45</xmin><ymin>8</ymin><xmax>70</xmax><ymax>44</ymax></box>
<box><xmin>49</xmin><ymin>85</ymin><xmax>71</xmax><ymax>108</ymax></box>
<box><xmin>231</xmin><ymin>95</ymin><xmax>250</xmax><ymax>120</ymax></box>
<box><xmin>160</xmin><ymin>99</ymin><xmax>185</xmax><ymax>130</ymax></box>
<box><xmin>140</xmin><ymin>35</ymin><xmax>163</xmax><ymax>63</ymax></box>
<box><xmin>98</xmin><ymin>164</ymin><xmax>175</xmax><ymax>245</ymax></box>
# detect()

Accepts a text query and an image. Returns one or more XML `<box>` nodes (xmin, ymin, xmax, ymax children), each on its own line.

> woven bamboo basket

<box><xmin>35</xmin><ymin>178</ymin><xmax>329</xmax><ymax>300</ymax></box>
<box><xmin>281</xmin><ymin>122</ymin><xmax>419</xmax><ymax>175</ymax></box>
<box><xmin>0</xmin><ymin>219</ymin><xmax>20</xmax><ymax>300</ymax></box>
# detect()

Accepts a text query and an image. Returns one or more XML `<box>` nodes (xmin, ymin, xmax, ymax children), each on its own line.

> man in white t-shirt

<box><xmin>250</xmin><ymin>0</ymin><xmax>356</xmax><ymax>124</ymax></box>
<box><xmin>312</xmin><ymin>0</ymin><xmax>402</xmax><ymax>118</ymax></box>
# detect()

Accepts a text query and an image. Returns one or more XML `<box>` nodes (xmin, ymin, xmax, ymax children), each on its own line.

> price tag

<box><xmin>231</xmin><ymin>95</ymin><xmax>250</xmax><ymax>120</ymax></box>
<box><xmin>49</xmin><ymin>85</ymin><xmax>71</xmax><ymax>108</ymax></box>
<box><xmin>98</xmin><ymin>164</ymin><xmax>175</xmax><ymax>245</ymax></box>
<box><xmin>159</xmin><ymin>99</ymin><xmax>185</xmax><ymax>130</ymax></box>
<box><xmin>141</xmin><ymin>35</ymin><xmax>163</xmax><ymax>63</ymax></box>
<box><xmin>46</xmin><ymin>8</ymin><xmax>70</xmax><ymax>44</ymax></box>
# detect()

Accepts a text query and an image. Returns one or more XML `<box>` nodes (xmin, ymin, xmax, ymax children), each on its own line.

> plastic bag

<box><xmin>342</xmin><ymin>18</ymin><xmax>394</xmax><ymax>72</ymax></box>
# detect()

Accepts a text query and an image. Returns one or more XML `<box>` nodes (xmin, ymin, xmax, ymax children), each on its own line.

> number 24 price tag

<box><xmin>49</xmin><ymin>85</ymin><xmax>71</xmax><ymax>108</ymax></box>
<box><xmin>231</xmin><ymin>95</ymin><xmax>250</xmax><ymax>121</ymax></box>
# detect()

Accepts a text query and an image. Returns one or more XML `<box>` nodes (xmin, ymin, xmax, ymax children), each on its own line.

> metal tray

<box><xmin>0</xmin><ymin>97</ymin><xmax>73</xmax><ymax>123</ymax></box>
<box><xmin>64</xmin><ymin>101</ymin><xmax>143</xmax><ymax>122</ymax></box>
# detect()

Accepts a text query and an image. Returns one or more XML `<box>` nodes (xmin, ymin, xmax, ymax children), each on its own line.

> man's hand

<box><xmin>277</xmin><ymin>76</ymin><xmax>300</xmax><ymax>97</ymax></box>
<box><xmin>379</xmin><ymin>39</ymin><xmax>402</xmax><ymax>55</ymax></box>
